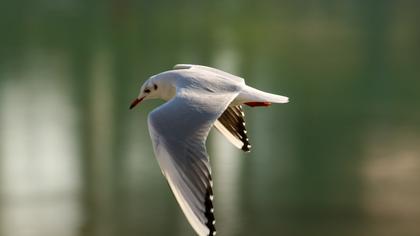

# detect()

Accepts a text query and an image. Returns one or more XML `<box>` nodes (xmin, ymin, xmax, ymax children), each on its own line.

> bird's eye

<box><xmin>153</xmin><ymin>84</ymin><xmax>158</xmax><ymax>90</ymax></box>
<box><xmin>144</xmin><ymin>89</ymin><xmax>151</xmax><ymax>93</ymax></box>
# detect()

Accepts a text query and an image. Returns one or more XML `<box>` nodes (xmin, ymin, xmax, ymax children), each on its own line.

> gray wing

<box><xmin>214</xmin><ymin>105</ymin><xmax>252</xmax><ymax>152</ymax></box>
<box><xmin>173</xmin><ymin>65</ymin><xmax>251</xmax><ymax>151</ymax></box>
<box><xmin>148</xmin><ymin>88</ymin><xmax>239</xmax><ymax>236</ymax></box>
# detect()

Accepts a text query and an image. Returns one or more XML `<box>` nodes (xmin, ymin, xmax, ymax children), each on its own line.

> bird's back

<box><xmin>173</xmin><ymin>64</ymin><xmax>245</xmax><ymax>84</ymax></box>
<box><xmin>154</xmin><ymin>67</ymin><xmax>244</xmax><ymax>99</ymax></box>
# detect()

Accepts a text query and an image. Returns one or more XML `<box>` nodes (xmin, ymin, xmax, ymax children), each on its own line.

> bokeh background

<box><xmin>1</xmin><ymin>1</ymin><xmax>420</xmax><ymax>236</ymax></box>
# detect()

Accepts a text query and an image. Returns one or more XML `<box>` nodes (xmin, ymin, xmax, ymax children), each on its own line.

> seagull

<box><xmin>130</xmin><ymin>64</ymin><xmax>289</xmax><ymax>236</ymax></box>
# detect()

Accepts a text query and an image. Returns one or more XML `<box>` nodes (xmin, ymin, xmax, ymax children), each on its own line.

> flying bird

<box><xmin>130</xmin><ymin>64</ymin><xmax>289</xmax><ymax>236</ymax></box>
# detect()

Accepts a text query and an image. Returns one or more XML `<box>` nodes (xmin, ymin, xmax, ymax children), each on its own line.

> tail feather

<box><xmin>238</xmin><ymin>85</ymin><xmax>289</xmax><ymax>104</ymax></box>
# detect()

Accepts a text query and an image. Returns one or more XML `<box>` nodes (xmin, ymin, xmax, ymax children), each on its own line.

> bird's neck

<box><xmin>160</xmin><ymin>86</ymin><xmax>176</xmax><ymax>101</ymax></box>
<box><xmin>158</xmin><ymin>78</ymin><xmax>177</xmax><ymax>101</ymax></box>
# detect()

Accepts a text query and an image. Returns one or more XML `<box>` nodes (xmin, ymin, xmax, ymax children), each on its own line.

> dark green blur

<box><xmin>1</xmin><ymin>1</ymin><xmax>420</xmax><ymax>236</ymax></box>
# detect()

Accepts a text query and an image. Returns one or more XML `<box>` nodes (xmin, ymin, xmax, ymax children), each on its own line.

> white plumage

<box><xmin>130</xmin><ymin>64</ymin><xmax>289</xmax><ymax>236</ymax></box>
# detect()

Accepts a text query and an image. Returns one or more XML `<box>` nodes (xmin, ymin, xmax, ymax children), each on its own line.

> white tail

<box><xmin>237</xmin><ymin>85</ymin><xmax>289</xmax><ymax>104</ymax></box>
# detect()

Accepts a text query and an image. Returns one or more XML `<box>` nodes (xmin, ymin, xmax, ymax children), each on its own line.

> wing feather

<box><xmin>214</xmin><ymin>105</ymin><xmax>251</xmax><ymax>152</ymax></box>
<box><xmin>148</xmin><ymin>87</ymin><xmax>239</xmax><ymax>236</ymax></box>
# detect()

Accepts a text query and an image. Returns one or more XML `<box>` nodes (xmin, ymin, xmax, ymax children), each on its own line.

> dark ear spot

<box><xmin>153</xmin><ymin>84</ymin><xmax>158</xmax><ymax>90</ymax></box>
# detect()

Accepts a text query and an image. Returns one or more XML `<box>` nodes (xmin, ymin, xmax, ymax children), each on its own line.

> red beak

<box><xmin>129</xmin><ymin>97</ymin><xmax>144</xmax><ymax>109</ymax></box>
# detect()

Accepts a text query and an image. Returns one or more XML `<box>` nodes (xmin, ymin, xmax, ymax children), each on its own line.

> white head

<box><xmin>129</xmin><ymin>74</ymin><xmax>176</xmax><ymax>109</ymax></box>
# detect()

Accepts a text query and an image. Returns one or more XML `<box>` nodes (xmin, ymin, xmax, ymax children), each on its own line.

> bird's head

<box><xmin>129</xmin><ymin>78</ymin><xmax>160</xmax><ymax>109</ymax></box>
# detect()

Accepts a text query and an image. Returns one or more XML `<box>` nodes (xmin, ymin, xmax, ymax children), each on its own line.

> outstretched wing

<box><xmin>148</xmin><ymin>87</ymin><xmax>239</xmax><ymax>236</ymax></box>
<box><xmin>214</xmin><ymin>105</ymin><xmax>251</xmax><ymax>152</ymax></box>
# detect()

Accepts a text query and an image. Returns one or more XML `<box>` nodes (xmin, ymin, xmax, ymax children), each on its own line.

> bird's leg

<box><xmin>244</xmin><ymin>102</ymin><xmax>272</xmax><ymax>107</ymax></box>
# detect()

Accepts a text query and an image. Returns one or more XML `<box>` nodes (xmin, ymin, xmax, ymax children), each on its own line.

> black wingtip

<box><xmin>204</xmin><ymin>185</ymin><xmax>216</xmax><ymax>235</ymax></box>
<box><xmin>241</xmin><ymin>143</ymin><xmax>252</xmax><ymax>152</ymax></box>
<box><xmin>217</xmin><ymin>106</ymin><xmax>252</xmax><ymax>154</ymax></box>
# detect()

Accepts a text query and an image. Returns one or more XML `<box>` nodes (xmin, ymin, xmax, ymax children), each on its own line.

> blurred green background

<box><xmin>1</xmin><ymin>1</ymin><xmax>420</xmax><ymax>236</ymax></box>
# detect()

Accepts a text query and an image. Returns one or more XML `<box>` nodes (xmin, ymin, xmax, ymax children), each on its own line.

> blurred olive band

<box><xmin>1</xmin><ymin>1</ymin><xmax>420</xmax><ymax>236</ymax></box>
